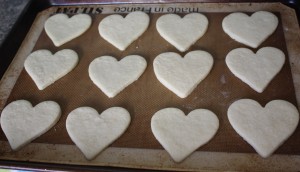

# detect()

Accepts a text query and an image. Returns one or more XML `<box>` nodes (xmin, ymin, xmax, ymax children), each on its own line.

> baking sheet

<box><xmin>1</xmin><ymin>2</ymin><xmax>300</xmax><ymax>171</ymax></box>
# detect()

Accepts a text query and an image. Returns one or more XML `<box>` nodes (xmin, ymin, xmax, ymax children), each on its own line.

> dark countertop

<box><xmin>0</xmin><ymin>0</ymin><xmax>31</xmax><ymax>46</ymax></box>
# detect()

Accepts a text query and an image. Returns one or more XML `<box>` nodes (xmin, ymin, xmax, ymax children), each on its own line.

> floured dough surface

<box><xmin>89</xmin><ymin>55</ymin><xmax>147</xmax><ymax>98</ymax></box>
<box><xmin>153</xmin><ymin>50</ymin><xmax>213</xmax><ymax>98</ymax></box>
<box><xmin>24</xmin><ymin>49</ymin><xmax>79</xmax><ymax>90</ymax></box>
<box><xmin>99</xmin><ymin>11</ymin><xmax>149</xmax><ymax>51</ymax></box>
<box><xmin>222</xmin><ymin>11</ymin><xmax>278</xmax><ymax>48</ymax></box>
<box><xmin>0</xmin><ymin>100</ymin><xmax>61</xmax><ymax>150</ymax></box>
<box><xmin>151</xmin><ymin>108</ymin><xmax>219</xmax><ymax>162</ymax></box>
<box><xmin>228</xmin><ymin>99</ymin><xmax>299</xmax><ymax>158</ymax></box>
<box><xmin>45</xmin><ymin>13</ymin><xmax>92</xmax><ymax>47</ymax></box>
<box><xmin>226</xmin><ymin>47</ymin><xmax>285</xmax><ymax>93</ymax></box>
<box><xmin>66</xmin><ymin>107</ymin><xmax>131</xmax><ymax>160</ymax></box>
<box><xmin>156</xmin><ymin>13</ymin><xmax>208</xmax><ymax>52</ymax></box>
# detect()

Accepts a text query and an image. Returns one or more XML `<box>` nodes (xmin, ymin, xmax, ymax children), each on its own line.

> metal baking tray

<box><xmin>0</xmin><ymin>0</ymin><xmax>300</xmax><ymax>171</ymax></box>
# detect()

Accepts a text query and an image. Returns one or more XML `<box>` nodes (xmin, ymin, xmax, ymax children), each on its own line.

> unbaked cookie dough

<box><xmin>66</xmin><ymin>107</ymin><xmax>131</xmax><ymax>160</ymax></box>
<box><xmin>228</xmin><ymin>99</ymin><xmax>299</xmax><ymax>158</ymax></box>
<box><xmin>151</xmin><ymin>108</ymin><xmax>219</xmax><ymax>162</ymax></box>
<box><xmin>1</xmin><ymin>100</ymin><xmax>61</xmax><ymax>150</ymax></box>
<box><xmin>89</xmin><ymin>55</ymin><xmax>147</xmax><ymax>98</ymax></box>
<box><xmin>45</xmin><ymin>13</ymin><xmax>92</xmax><ymax>46</ymax></box>
<box><xmin>99</xmin><ymin>11</ymin><xmax>149</xmax><ymax>51</ymax></box>
<box><xmin>156</xmin><ymin>13</ymin><xmax>208</xmax><ymax>52</ymax></box>
<box><xmin>153</xmin><ymin>50</ymin><xmax>213</xmax><ymax>98</ymax></box>
<box><xmin>24</xmin><ymin>49</ymin><xmax>79</xmax><ymax>90</ymax></box>
<box><xmin>225</xmin><ymin>47</ymin><xmax>285</xmax><ymax>93</ymax></box>
<box><xmin>222</xmin><ymin>11</ymin><xmax>278</xmax><ymax>48</ymax></box>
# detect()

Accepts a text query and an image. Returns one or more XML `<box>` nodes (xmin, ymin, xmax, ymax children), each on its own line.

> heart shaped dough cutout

<box><xmin>24</xmin><ymin>49</ymin><xmax>79</xmax><ymax>90</ymax></box>
<box><xmin>66</xmin><ymin>107</ymin><xmax>131</xmax><ymax>160</ymax></box>
<box><xmin>228</xmin><ymin>99</ymin><xmax>299</xmax><ymax>158</ymax></box>
<box><xmin>99</xmin><ymin>11</ymin><xmax>149</xmax><ymax>51</ymax></box>
<box><xmin>226</xmin><ymin>47</ymin><xmax>285</xmax><ymax>93</ymax></box>
<box><xmin>156</xmin><ymin>13</ymin><xmax>208</xmax><ymax>52</ymax></box>
<box><xmin>154</xmin><ymin>50</ymin><xmax>213</xmax><ymax>98</ymax></box>
<box><xmin>151</xmin><ymin>108</ymin><xmax>219</xmax><ymax>162</ymax></box>
<box><xmin>89</xmin><ymin>55</ymin><xmax>147</xmax><ymax>98</ymax></box>
<box><xmin>222</xmin><ymin>11</ymin><xmax>278</xmax><ymax>48</ymax></box>
<box><xmin>0</xmin><ymin>100</ymin><xmax>61</xmax><ymax>150</ymax></box>
<box><xmin>45</xmin><ymin>14</ymin><xmax>92</xmax><ymax>47</ymax></box>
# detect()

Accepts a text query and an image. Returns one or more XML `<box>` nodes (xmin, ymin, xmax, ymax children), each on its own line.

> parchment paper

<box><xmin>0</xmin><ymin>12</ymin><xmax>298</xmax><ymax>155</ymax></box>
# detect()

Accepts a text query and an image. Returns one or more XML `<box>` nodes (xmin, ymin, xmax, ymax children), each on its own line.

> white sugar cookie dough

<box><xmin>89</xmin><ymin>55</ymin><xmax>147</xmax><ymax>98</ymax></box>
<box><xmin>45</xmin><ymin>13</ymin><xmax>92</xmax><ymax>46</ymax></box>
<box><xmin>99</xmin><ymin>11</ymin><xmax>149</xmax><ymax>51</ymax></box>
<box><xmin>151</xmin><ymin>108</ymin><xmax>219</xmax><ymax>162</ymax></box>
<box><xmin>153</xmin><ymin>50</ymin><xmax>213</xmax><ymax>98</ymax></box>
<box><xmin>0</xmin><ymin>100</ymin><xmax>61</xmax><ymax>150</ymax></box>
<box><xmin>66</xmin><ymin>107</ymin><xmax>131</xmax><ymax>160</ymax></box>
<box><xmin>24</xmin><ymin>49</ymin><xmax>79</xmax><ymax>90</ymax></box>
<box><xmin>228</xmin><ymin>99</ymin><xmax>299</xmax><ymax>158</ymax></box>
<box><xmin>156</xmin><ymin>13</ymin><xmax>208</xmax><ymax>52</ymax></box>
<box><xmin>222</xmin><ymin>11</ymin><xmax>278</xmax><ymax>48</ymax></box>
<box><xmin>225</xmin><ymin>47</ymin><xmax>285</xmax><ymax>93</ymax></box>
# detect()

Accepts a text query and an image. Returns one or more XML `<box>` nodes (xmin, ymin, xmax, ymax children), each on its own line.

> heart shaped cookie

<box><xmin>228</xmin><ymin>99</ymin><xmax>299</xmax><ymax>158</ymax></box>
<box><xmin>222</xmin><ymin>11</ymin><xmax>278</xmax><ymax>48</ymax></box>
<box><xmin>1</xmin><ymin>100</ymin><xmax>61</xmax><ymax>150</ymax></box>
<box><xmin>99</xmin><ymin>11</ymin><xmax>149</xmax><ymax>51</ymax></box>
<box><xmin>153</xmin><ymin>50</ymin><xmax>213</xmax><ymax>98</ymax></box>
<box><xmin>156</xmin><ymin>13</ymin><xmax>208</xmax><ymax>52</ymax></box>
<box><xmin>226</xmin><ymin>47</ymin><xmax>285</xmax><ymax>93</ymax></box>
<box><xmin>45</xmin><ymin>14</ymin><xmax>92</xmax><ymax>47</ymax></box>
<box><xmin>24</xmin><ymin>49</ymin><xmax>79</xmax><ymax>90</ymax></box>
<box><xmin>89</xmin><ymin>55</ymin><xmax>147</xmax><ymax>98</ymax></box>
<box><xmin>151</xmin><ymin>108</ymin><xmax>219</xmax><ymax>162</ymax></box>
<box><xmin>66</xmin><ymin>107</ymin><xmax>131</xmax><ymax>160</ymax></box>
